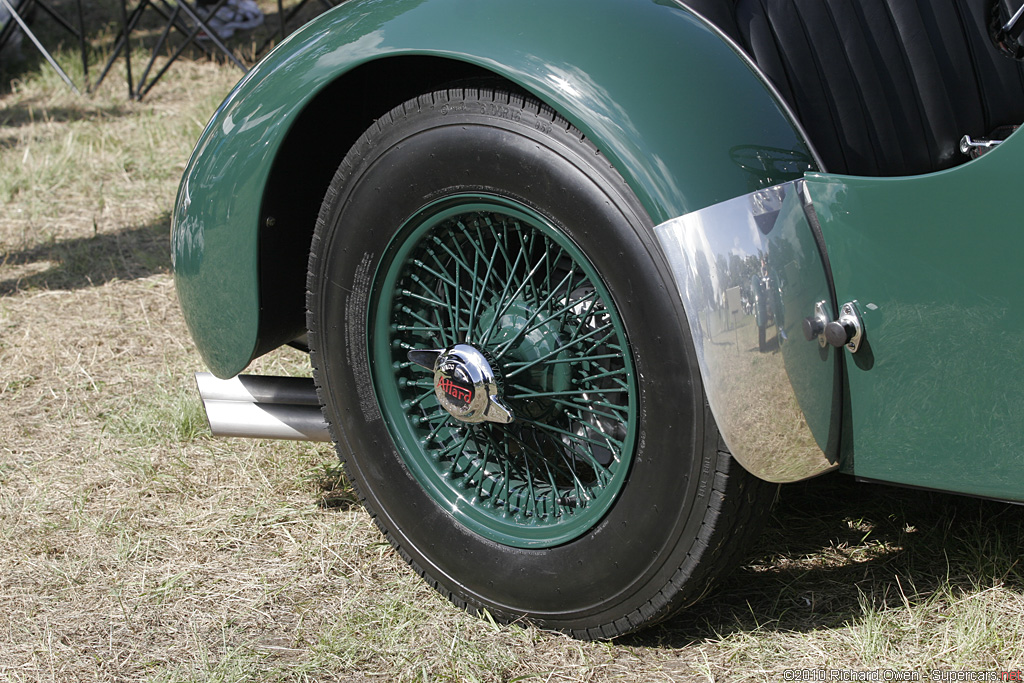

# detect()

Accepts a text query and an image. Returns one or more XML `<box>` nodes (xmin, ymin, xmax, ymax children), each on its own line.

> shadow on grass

<box><xmin>627</xmin><ymin>474</ymin><xmax>1024</xmax><ymax>647</ymax></box>
<box><xmin>316</xmin><ymin>464</ymin><xmax>360</xmax><ymax>511</ymax></box>
<box><xmin>0</xmin><ymin>215</ymin><xmax>170</xmax><ymax>294</ymax></box>
<box><xmin>0</xmin><ymin>95</ymin><xmax>132</xmax><ymax>127</ymax></box>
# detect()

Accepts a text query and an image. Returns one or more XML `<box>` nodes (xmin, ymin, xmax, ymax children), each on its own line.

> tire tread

<box><xmin>306</xmin><ymin>86</ymin><xmax>777</xmax><ymax>641</ymax></box>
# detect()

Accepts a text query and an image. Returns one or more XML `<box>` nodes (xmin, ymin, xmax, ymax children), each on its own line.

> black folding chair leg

<box><xmin>170</xmin><ymin>0</ymin><xmax>246</xmax><ymax>71</ymax></box>
<box><xmin>256</xmin><ymin>0</ymin><xmax>337</xmax><ymax>56</ymax></box>
<box><xmin>93</xmin><ymin>0</ymin><xmax>152</xmax><ymax>96</ymax></box>
<box><xmin>31</xmin><ymin>0</ymin><xmax>80</xmax><ymax>36</ymax></box>
<box><xmin>75</xmin><ymin>0</ymin><xmax>88</xmax><ymax>90</ymax></box>
<box><xmin>0</xmin><ymin>0</ymin><xmax>80</xmax><ymax>93</ymax></box>
<box><xmin>134</xmin><ymin>0</ymin><xmax>248</xmax><ymax>100</ymax></box>
<box><xmin>134</xmin><ymin>2</ymin><xmax>179</xmax><ymax>95</ymax></box>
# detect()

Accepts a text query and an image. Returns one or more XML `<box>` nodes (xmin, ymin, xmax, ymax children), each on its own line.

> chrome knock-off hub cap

<box><xmin>408</xmin><ymin>345</ymin><xmax>514</xmax><ymax>425</ymax></box>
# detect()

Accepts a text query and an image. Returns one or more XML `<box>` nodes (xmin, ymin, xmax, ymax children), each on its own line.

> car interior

<box><xmin>684</xmin><ymin>0</ymin><xmax>1024</xmax><ymax>176</ymax></box>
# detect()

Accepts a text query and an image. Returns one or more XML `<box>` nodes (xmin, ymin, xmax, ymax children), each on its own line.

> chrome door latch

<box><xmin>960</xmin><ymin>135</ymin><xmax>1004</xmax><ymax>156</ymax></box>
<box><xmin>804</xmin><ymin>301</ymin><xmax>864</xmax><ymax>353</ymax></box>
<box><xmin>826</xmin><ymin>302</ymin><xmax>864</xmax><ymax>353</ymax></box>
<box><xmin>1004</xmin><ymin>1</ymin><xmax>1024</xmax><ymax>37</ymax></box>
<box><xmin>802</xmin><ymin>300</ymin><xmax>831</xmax><ymax>348</ymax></box>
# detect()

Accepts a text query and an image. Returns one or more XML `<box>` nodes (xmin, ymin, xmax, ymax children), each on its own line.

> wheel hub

<box><xmin>409</xmin><ymin>345</ymin><xmax>514</xmax><ymax>425</ymax></box>
<box><xmin>479</xmin><ymin>299</ymin><xmax>571</xmax><ymax>421</ymax></box>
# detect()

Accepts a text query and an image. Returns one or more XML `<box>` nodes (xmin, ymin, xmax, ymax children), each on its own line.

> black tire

<box><xmin>758</xmin><ymin>324</ymin><xmax>768</xmax><ymax>352</ymax></box>
<box><xmin>306</xmin><ymin>88</ymin><xmax>775</xmax><ymax>639</ymax></box>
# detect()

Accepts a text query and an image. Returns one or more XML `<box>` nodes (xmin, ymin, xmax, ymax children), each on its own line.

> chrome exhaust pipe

<box><xmin>195</xmin><ymin>372</ymin><xmax>332</xmax><ymax>442</ymax></box>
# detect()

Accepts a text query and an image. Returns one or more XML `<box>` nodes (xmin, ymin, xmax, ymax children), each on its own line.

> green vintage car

<box><xmin>172</xmin><ymin>0</ymin><xmax>1024</xmax><ymax>639</ymax></box>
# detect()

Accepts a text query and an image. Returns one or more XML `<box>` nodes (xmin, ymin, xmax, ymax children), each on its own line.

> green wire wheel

<box><xmin>307</xmin><ymin>87</ymin><xmax>775</xmax><ymax>639</ymax></box>
<box><xmin>371</xmin><ymin>195</ymin><xmax>637</xmax><ymax>548</ymax></box>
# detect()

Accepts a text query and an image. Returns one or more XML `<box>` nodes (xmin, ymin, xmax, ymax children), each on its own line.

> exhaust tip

<box><xmin>195</xmin><ymin>373</ymin><xmax>332</xmax><ymax>442</ymax></box>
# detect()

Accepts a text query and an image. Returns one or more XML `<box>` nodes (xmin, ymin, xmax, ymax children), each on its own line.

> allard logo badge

<box><xmin>412</xmin><ymin>344</ymin><xmax>514</xmax><ymax>425</ymax></box>
<box><xmin>436</xmin><ymin>375</ymin><xmax>472</xmax><ymax>407</ymax></box>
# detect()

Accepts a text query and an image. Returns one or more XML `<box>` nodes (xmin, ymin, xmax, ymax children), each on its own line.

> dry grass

<box><xmin>2</xmin><ymin>4</ymin><xmax>1024</xmax><ymax>681</ymax></box>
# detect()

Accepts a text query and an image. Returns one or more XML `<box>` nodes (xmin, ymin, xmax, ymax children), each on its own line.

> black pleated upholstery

<box><xmin>690</xmin><ymin>0</ymin><xmax>1024</xmax><ymax>176</ymax></box>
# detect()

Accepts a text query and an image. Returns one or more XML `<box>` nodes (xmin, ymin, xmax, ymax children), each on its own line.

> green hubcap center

<box><xmin>479</xmin><ymin>299</ymin><xmax>570</xmax><ymax>421</ymax></box>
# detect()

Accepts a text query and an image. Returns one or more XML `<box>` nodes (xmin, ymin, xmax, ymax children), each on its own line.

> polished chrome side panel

<box><xmin>654</xmin><ymin>180</ymin><xmax>839</xmax><ymax>483</ymax></box>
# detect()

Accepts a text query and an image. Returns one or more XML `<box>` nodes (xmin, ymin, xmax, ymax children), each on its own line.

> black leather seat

<box><xmin>688</xmin><ymin>0</ymin><xmax>1024</xmax><ymax>176</ymax></box>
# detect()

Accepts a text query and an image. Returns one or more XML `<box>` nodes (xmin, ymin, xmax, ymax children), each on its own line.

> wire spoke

<box><xmin>380</xmin><ymin>203</ymin><xmax>635</xmax><ymax>544</ymax></box>
<box><xmin>503</xmin><ymin>321</ymin><xmax>614</xmax><ymax>380</ymax></box>
<box><xmin>517</xmin><ymin>416</ymin><xmax>624</xmax><ymax>451</ymax></box>
<box><xmin>504</xmin><ymin>383</ymin><xmax>625</xmax><ymax>399</ymax></box>
<box><xmin>490</xmin><ymin>265</ymin><xmax>580</xmax><ymax>359</ymax></box>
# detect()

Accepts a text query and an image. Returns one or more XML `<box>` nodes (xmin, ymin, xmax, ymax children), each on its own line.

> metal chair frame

<box><xmin>0</xmin><ymin>0</ymin><xmax>89</xmax><ymax>94</ymax></box>
<box><xmin>93</xmin><ymin>0</ymin><xmax>247</xmax><ymax>100</ymax></box>
<box><xmin>255</xmin><ymin>0</ymin><xmax>335</xmax><ymax>54</ymax></box>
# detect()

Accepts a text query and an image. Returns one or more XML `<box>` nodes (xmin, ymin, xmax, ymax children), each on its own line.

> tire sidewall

<box><xmin>309</xmin><ymin>91</ymin><xmax>719</xmax><ymax>631</ymax></box>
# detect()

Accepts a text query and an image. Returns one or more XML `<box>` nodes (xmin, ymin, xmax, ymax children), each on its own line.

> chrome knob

<box><xmin>803</xmin><ymin>301</ymin><xmax>831</xmax><ymax>348</ymax></box>
<box><xmin>408</xmin><ymin>344</ymin><xmax>514</xmax><ymax>425</ymax></box>
<box><xmin>824</xmin><ymin>320</ymin><xmax>855</xmax><ymax>347</ymax></box>
<box><xmin>825</xmin><ymin>302</ymin><xmax>864</xmax><ymax>353</ymax></box>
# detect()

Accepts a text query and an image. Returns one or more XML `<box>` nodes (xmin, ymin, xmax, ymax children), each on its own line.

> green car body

<box><xmin>172</xmin><ymin>0</ymin><xmax>817</xmax><ymax>378</ymax></box>
<box><xmin>172</xmin><ymin>0</ymin><xmax>1024</xmax><ymax>637</ymax></box>
<box><xmin>173</xmin><ymin>0</ymin><xmax>1024</xmax><ymax>501</ymax></box>
<box><xmin>807</xmin><ymin>135</ymin><xmax>1024</xmax><ymax>502</ymax></box>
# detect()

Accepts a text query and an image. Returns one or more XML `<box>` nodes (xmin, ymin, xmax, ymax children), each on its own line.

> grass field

<box><xmin>2</xmin><ymin>3</ymin><xmax>1024</xmax><ymax>680</ymax></box>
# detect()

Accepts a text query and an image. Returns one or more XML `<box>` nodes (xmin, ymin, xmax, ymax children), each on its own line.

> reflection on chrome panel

<box><xmin>654</xmin><ymin>179</ymin><xmax>838</xmax><ymax>483</ymax></box>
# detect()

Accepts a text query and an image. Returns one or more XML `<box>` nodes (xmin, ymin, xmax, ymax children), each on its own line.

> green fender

<box><xmin>172</xmin><ymin>0</ymin><xmax>818</xmax><ymax>378</ymax></box>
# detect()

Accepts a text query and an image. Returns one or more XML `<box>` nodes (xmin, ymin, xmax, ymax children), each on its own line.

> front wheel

<box><xmin>306</xmin><ymin>88</ymin><xmax>775</xmax><ymax>639</ymax></box>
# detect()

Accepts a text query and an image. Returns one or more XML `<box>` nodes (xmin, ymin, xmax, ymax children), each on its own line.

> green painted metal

<box><xmin>172</xmin><ymin>0</ymin><xmax>815</xmax><ymax>378</ymax></box>
<box><xmin>806</xmin><ymin>129</ymin><xmax>1024</xmax><ymax>502</ymax></box>
<box><xmin>771</xmin><ymin>185</ymin><xmax>841</xmax><ymax>470</ymax></box>
<box><xmin>372</xmin><ymin>195</ymin><xmax>637</xmax><ymax>547</ymax></box>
